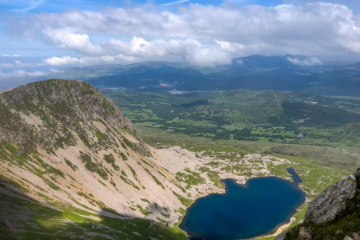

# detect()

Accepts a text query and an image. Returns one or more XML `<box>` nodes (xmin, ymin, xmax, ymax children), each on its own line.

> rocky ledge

<box><xmin>275</xmin><ymin>168</ymin><xmax>360</xmax><ymax>240</ymax></box>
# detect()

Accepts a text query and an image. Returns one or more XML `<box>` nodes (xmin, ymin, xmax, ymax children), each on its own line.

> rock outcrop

<box><xmin>298</xmin><ymin>227</ymin><xmax>313</xmax><ymax>240</ymax></box>
<box><xmin>276</xmin><ymin>168</ymin><xmax>360</xmax><ymax>240</ymax></box>
<box><xmin>344</xmin><ymin>237</ymin><xmax>354</xmax><ymax>240</ymax></box>
<box><xmin>353</xmin><ymin>233</ymin><xmax>360</xmax><ymax>240</ymax></box>
<box><xmin>305</xmin><ymin>175</ymin><xmax>357</xmax><ymax>224</ymax></box>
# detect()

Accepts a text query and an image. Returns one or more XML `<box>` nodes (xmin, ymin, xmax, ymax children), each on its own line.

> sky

<box><xmin>0</xmin><ymin>0</ymin><xmax>360</xmax><ymax>84</ymax></box>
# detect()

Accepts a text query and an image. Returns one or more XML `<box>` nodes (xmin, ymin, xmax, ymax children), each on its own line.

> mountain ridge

<box><xmin>0</xmin><ymin>79</ymin><xmax>193</xmax><ymax>238</ymax></box>
<box><xmin>46</xmin><ymin>55</ymin><xmax>360</xmax><ymax>96</ymax></box>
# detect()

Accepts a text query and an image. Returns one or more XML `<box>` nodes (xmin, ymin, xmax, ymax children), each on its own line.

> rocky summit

<box><xmin>275</xmin><ymin>168</ymin><xmax>360</xmax><ymax>240</ymax></box>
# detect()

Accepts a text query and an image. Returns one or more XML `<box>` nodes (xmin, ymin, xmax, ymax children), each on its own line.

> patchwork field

<box><xmin>105</xmin><ymin>90</ymin><xmax>360</xmax><ymax>148</ymax></box>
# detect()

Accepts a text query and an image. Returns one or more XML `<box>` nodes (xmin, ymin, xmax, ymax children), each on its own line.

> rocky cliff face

<box><xmin>304</xmin><ymin>175</ymin><xmax>357</xmax><ymax>224</ymax></box>
<box><xmin>0</xmin><ymin>79</ymin><xmax>195</xmax><ymax>239</ymax></box>
<box><xmin>275</xmin><ymin>168</ymin><xmax>360</xmax><ymax>240</ymax></box>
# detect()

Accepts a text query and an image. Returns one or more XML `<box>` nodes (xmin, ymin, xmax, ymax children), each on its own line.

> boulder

<box><xmin>336</xmin><ymin>230</ymin><xmax>344</xmax><ymax>235</ymax></box>
<box><xmin>298</xmin><ymin>227</ymin><xmax>313</xmax><ymax>240</ymax></box>
<box><xmin>305</xmin><ymin>175</ymin><xmax>358</xmax><ymax>224</ymax></box>
<box><xmin>354</xmin><ymin>168</ymin><xmax>360</xmax><ymax>178</ymax></box>
<box><xmin>353</xmin><ymin>233</ymin><xmax>360</xmax><ymax>240</ymax></box>
<box><xmin>344</xmin><ymin>237</ymin><xmax>354</xmax><ymax>240</ymax></box>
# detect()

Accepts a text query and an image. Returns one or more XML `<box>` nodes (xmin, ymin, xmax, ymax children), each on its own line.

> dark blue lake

<box><xmin>179</xmin><ymin>168</ymin><xmax>306</xmax><ymax>240</ymax></box>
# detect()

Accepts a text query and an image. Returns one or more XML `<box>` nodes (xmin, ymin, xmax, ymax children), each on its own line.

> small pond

<box><xmin>179</xmin><ymin>168</ymin><xmax>306</xmax><ymax>240</ymax></box>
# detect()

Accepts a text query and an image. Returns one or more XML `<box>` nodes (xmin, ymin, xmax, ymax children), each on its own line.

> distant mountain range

<box><xmin>49</xmin><ymin>55</ymin><xmax>360</xmax><ymax>96</ymax></box>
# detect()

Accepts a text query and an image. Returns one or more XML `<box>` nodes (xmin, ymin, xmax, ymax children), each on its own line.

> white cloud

<box><xmin>49</xmin><ymin>69</ymin><xmax>64</xmax><ymax>73</ymax></box>
<box><xmin>12</xmin><ymin>0</ymin><xmax>46</xmax><ymax>12</ymax></box>
<box><xmin>0</xmin><ymin>63</ymin><xmax>14</xmax><ymax>68</ymax></box>
<box><xmin>14</xmin><ymin>60</ymin><xmax>34</xmax><ymax>67</ymax></box>
<box><xmin>216</xmin><ymin>41</ymin><xmax>244</xmax><ymax>52</ymax></box>
<box><xmin>355</xmin><ymin>15</ymin><xmax>360</xmax><ymax>27</ymax></box>
<box><xmin>6</xmin><ymin>2</ymin><xmax>360</xmax><ymax>66</ymax></box>
<box><xmin>0</xmin><ymin>70</ymin><xmax>47</xmax><ymax>79</ymax></box>
<box><xmin>185</xmin><ymin>47</ymin><xmax>232</xmax><ymax>67</ymax></box>
<box><xmin>163</xmin><ymin>0</ymin><xmax>190</xmax><ymax>6</ymax></box>
<box><xmin>43</xmin><ymin>29</ymin><xmax>103</xmax><ymax>55</ymax></box>
<box><xmin>44</xmin><ymin>56</ymin><xmax>89</xmax><ymax>66</ymax></box>
<box><xmin>287</xmin><ymin>57</ymin><xmax>323</xmax><ymax>66</ymax></box>
<box><xmin>235</xmin><ymin>59</ymin><xmax>243</xmax><ymax>64</ymax></box>
<box><xmin>1</xmin><ymin>54</ymin><xmax>21</xmax><ymax>57</ymax></box>
<box><xmin>44</xmin><ymin>55</ymin><xmax>138</xmax><ymax>66</ymax></box>
<box><xmin>0</xmin><ymin>60</ymin><xmax>34</xmax><ymax>68</ymax></box>
<box><xmin>43</xmin><ymin>37</ymin><xmax>232</xmax><ymax>67</ymax></box>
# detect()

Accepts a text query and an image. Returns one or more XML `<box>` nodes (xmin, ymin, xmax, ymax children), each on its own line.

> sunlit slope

<box><xmin>0</xmin><ymin>79</ymin><xmax>191</xmax><ymax>239</ymax></box>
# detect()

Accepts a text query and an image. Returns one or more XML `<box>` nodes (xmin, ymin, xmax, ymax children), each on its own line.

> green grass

<box><xmin>141</xmin><ymin>198</ymin><xmax>151</xmax><ymax>204</ymax></box>
<box><xmin>198</xmin><ymin>167</ymin><xmax>224</xmax><ymax>188</ymax></box>
<box><xmin>172</xmin><ymin>191</ymin><xmax>193</xmax><ymax>207</ymax></box>
<box><xmin>144</xmin><ymin>168</ymin><xmax>165</xmax><ymax>189</ymax></box>
<box><xmin>120</xmin><ymin>152</ymin><xmax>128</xmax><ymax>161</ymax></box>
<box><xmin>105</xmin><ymin>90</ymin><xmax>360</xmax><ymax>151</ymax></box>
<box><xmin>120</xmin><ymin>175</ymin><xmax>140</xmax><ymax>190</ymax></box>
<box><xmin>103</xmin><ymin>153</ymin><xmax>120</xmax><ymax>170</ymax></box>
<box><xmin>79</xmin><ymin>151</ymin><xmax>108</xmax><ymax>180</ymax></box>
<box><xmin>136</xmin><ymin>205</ymin><xmax>151</xmax><ymax>216</ymax></box>
<box><xmin>64</xmin><ymin>158</ymin><xmax>78</xmax><ymax>171</ymax></box>
<box><xmin>176</xmin><ymin>169</ymin><xmax>206</xmax><ymax>189</ymax></box>
<box><xmin>5</xmin><ymin>143</ymin><xmax>17</xmax><ymax>155</ymax></box>
<box><xmin>0</xmin><ymin>192</ymin><xmax>188</xmax><ymax>240</ymax></box>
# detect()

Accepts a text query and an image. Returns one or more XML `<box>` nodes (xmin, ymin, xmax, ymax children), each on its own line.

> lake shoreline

<box><xmin>243</xmin><ymin>168</ymin><xmax>307</xmax><ymax>240</ymax></box>
<box><xmin>180</xmin><ymin>168</ymin><xmax>307</xmax><ymax>240</ymax></box>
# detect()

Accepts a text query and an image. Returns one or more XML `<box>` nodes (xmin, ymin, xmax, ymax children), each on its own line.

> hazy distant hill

<box><xmin>48</xmin><ymin>55</ymin><xmax>360</xmax><ymax>96</ymax></box>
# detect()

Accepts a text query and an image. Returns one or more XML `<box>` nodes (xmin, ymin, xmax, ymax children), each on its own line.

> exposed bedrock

<box><xmin>305</xmin><ymin>175</ymin><xmax>357</xmax><ymax>224</ymax></box>
<box><xmin>275</xmin><ymin>168</ymin><xmax>360</xmax><ymax>240</ymax></box>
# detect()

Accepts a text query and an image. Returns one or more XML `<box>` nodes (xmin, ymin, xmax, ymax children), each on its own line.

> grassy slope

<box><xmin>0</xmin><ymin>191</ymin><xmax>188</xmax><ymax>240</ymax></box>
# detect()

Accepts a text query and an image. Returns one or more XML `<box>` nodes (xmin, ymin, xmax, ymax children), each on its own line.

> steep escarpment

<box><xmin>276</xmin><ymin>168</ymin><xmax>360</xmax><ymax>240</ymax></box>
<box><xmin>0</xmin><ymin>79</ymin><xmax>192</xmax><ymax>239</ymax></box>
